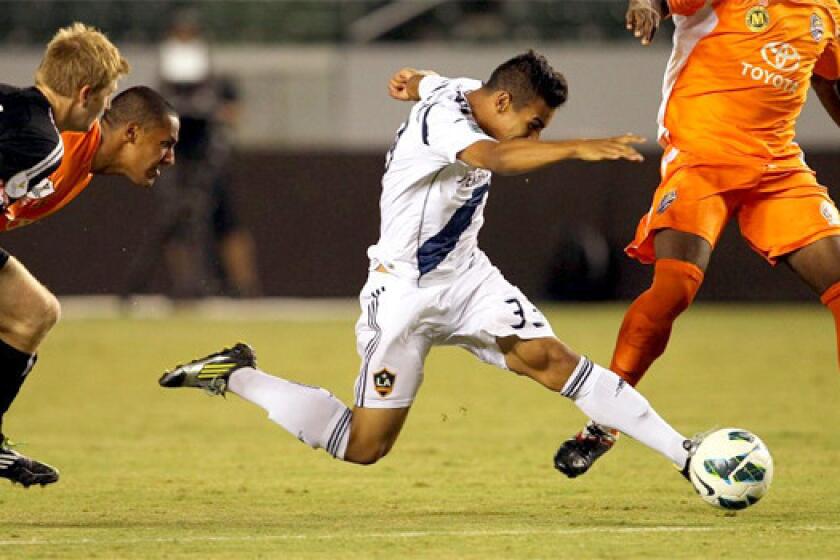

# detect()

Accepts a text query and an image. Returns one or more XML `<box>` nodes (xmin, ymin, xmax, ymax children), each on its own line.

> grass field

<box><xmin>2</xmin><ymin>302</ymin><xmax>840</xmax><ymax>558</ymax></box>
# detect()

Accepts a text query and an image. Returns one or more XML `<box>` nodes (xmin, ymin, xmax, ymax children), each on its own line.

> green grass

<box><xmin>2</xmin><ymin>303</ymin><xmax>840</xmax><ymax>558</ymax></box>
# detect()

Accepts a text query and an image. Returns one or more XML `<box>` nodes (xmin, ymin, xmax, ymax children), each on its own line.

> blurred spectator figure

<box><xmin>124</xmin><ymin>10</ymin><xmax>261</xmax><ymax>299</ymax></box>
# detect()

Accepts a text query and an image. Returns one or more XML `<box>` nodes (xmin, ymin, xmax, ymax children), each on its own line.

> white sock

<box><xmin>228</xmin><ymin>367</ymin><xmax>352</xmax><ymax>459</ymax></box>
<box><xmin>561</xmin><ymin>357</ymin><xmax>688</xmax><ymax>467</ymax></box>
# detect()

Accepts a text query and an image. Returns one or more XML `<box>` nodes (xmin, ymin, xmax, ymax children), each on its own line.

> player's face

<box><xmin>125</xmin><ymin>115</ymin><xmax>179</xmax><ymax>187</ymax></box>
<box><xmin>487</xmin><ymin>95</ymin><xmax>555</xmax><ymax>141</ymax></box>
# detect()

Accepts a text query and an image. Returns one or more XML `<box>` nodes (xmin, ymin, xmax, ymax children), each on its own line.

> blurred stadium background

<box><xmin>4</xmin><ymin>4</ymin><xmax>840</xmax><ymax>557</ymax></box>
<box><xmin>1</xmin><ymin>0</ymin><xmax>837</xmax><ymax>302</ymax></box>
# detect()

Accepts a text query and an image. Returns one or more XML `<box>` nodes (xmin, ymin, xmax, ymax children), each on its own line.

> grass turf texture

<box><xmin>2</xmin><ymin>304</ymin><xmax>839</xmax><ymax>558</ymax></box>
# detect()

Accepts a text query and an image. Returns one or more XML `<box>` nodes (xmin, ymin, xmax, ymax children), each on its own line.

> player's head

<box><xmin>477</xmin><ymin>50</ymin><xmax>568</xmax><ymax>141</ymax></box>
<box><xmin>101</xmin><ymin>86</ymin><xmax>179</xmax><ymax>187</ymax></box>
<box><xmin>35</xmin><ymin>22</ymin><xmax>130</xmax><ymax>132</ymax></box>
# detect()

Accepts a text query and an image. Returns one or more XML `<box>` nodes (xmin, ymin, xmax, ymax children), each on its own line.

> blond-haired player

<box><xmin>0</xmin><ymin>22</ymin><xmax>129</xmax><ymax>487</ymax></box>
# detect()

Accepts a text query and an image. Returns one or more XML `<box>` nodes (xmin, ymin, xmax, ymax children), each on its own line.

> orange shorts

<box><xmin>627</xmin><ymin>147</ymin><xmax>840</xmax><ymax>265</ymax></box>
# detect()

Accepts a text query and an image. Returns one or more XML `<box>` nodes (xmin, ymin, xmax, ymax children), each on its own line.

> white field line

<box><xmin>1</xmin><ymin>525</ymin><xmax>839</xmax><ymax>547</ymax></box>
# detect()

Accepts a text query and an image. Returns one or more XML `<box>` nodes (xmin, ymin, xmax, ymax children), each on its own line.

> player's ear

<box><xmin>125</xmin><ymin>123</ymin><xmax>141</xmax><ymax>144</ymax></box>
<box><xmin>495</xmin><ymin>90</ymin><xmax>512</xmax><ymax>113</ymax></box>
<box><xmin>77</xmin><ymin>85</ymin><xmax>93</xmax><ymax>107</ymax></box>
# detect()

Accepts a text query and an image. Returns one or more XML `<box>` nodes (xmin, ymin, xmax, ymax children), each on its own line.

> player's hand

<box><xmin>388</xmin><ymin>68</ymin><xmax>423</xmax><ymax>101</ymax></box>
<box><xmin>388</xmin><ymin>68</ymin><xmax>437</xmax><ymax>101</ymax></box>
<box><xmin>626</xmin><ymin>0</ymin><xmax>663</xmax><ymax>45</ymax></box>
<box><xmin>576</xmin><ymin>134</ymin><xmax>646</xmax><ymax>162</ymax></box>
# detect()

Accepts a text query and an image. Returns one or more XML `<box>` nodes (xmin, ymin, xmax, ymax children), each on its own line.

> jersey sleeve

<box><xmin>421</xmin><ymin>101</ymin><xmax>495</xmax><ymax>165</ymax></box>
<box><xmin>667</xmin><ymin>0</ymin><xmax>707</xmax><ymax>17</ymax></box>
<box><xmin>418</xmin><ymin>75</ymin><xmax>450</xmax><ymax>101</ymax></box>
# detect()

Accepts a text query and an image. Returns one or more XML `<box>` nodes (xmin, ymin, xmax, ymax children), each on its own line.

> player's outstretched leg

<box><xmin>159</xmin><ymin>342</ymin><xmax>256</xmax><ymax>395</ymax></box>
<box><xmin>161</xmin><ymin>343</ymin><xmax>362</xmax><ymax>461</ymax></box>
<box><xmin>501</xmin><ymin>336</ymin><xmax>693</xmax><ymax>478</ymax></box>
<box><xmin>554</xmin><ymin>258</ymin><xmax>702</xmax><ymax>477</ymax></box>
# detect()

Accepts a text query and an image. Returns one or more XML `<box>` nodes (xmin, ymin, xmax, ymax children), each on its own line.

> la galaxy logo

<box><xmin>657</xmin><ymin>190</ymin><xmax>677</xmax><ymax>214</ymax></box>
<box><xmin>373</xmin><ymin>368</ymin><xmax>396</xmax><ymax>397</ymax></box>
<box><xmin>821</xmin><ymin>201</ymin><xmax>840</xmax><ymax>226</ymax></box>
<box><xmin>745</xmin><ymin>5</ymin><xmax>770</xmax><ymax>32</ymax></box>
<box><xmin>811</xmin><ymin>13</ymin><xmax>824</xmax><ymax>42</ymax></box>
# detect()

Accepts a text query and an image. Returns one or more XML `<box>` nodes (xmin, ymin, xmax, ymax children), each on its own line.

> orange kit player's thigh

<box><xmin>737</xmin><ymin>169</ymin><xmax>840</xmax><ymax>264</ymax></box>
<box><xmin>625</xmin><ymin>154</ymin><xmax>756</xmax><ymax>263</ymax></box>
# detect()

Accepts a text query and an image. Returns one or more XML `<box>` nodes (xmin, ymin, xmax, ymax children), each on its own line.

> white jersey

<box><xmin>367</xmin><ymin>76</ymin><xmax>496</xmax><ymax>285</ymax></box>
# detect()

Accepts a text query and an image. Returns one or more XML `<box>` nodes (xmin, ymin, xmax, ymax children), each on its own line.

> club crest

<box><xmin>373</xmin><ymin>369</ymin><xmax>396</xmax><ymax>397</ymax></box>
<box><xmin>657</xmin><ymin>190</ymin><xmax>677</xmax><ymax>214</ymax></box>
<box><xmin>745</xmin><ymin>6</ymin><xmax>770</xmax><ymax>32</ymax></box>
<box><xmin>821</xmin><ymin>201</ymin><xmax>840</xmax><ymax>226</ymax></box>
<box><xmin>811</xmin><ymin>13</ymin><xmax>824</xmax><ymax>42</ymax></box>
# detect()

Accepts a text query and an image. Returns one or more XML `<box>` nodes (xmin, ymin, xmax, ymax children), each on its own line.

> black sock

<box><xmin>0</xmin><ymin>338</ymin><xmax>37</xmax><ymax>438</ymax></box>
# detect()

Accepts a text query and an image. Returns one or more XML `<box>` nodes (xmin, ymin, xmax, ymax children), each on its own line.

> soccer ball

<box><xmin>688</xmin><ymin>428</ymin><xmax>774</xmax><ymax>510</ymax></box>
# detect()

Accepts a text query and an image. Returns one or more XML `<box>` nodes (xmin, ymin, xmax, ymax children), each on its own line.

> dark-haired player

<box><xmin>161</xmin><ymin>51</ymin><xmax>701</xmax><ymax>475</ymax></box>
<box><xmin>0</xmin><ymin>23</ymin><xmax>129</xmax><ymax>487</ymax></box>
<box><xmin>3</xmin><ymin>86</ymin><xmax>179</xmax><ymax>232</ymax></box>
<box><xmin>0</xmin><ymin>86</ymin><xmax>175</xmax><ymax>486</ymax></box>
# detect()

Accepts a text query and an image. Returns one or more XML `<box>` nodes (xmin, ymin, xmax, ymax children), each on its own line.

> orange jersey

<box><xmin>0</xmin><ymin>121</ymin><xmax>100</xmax><ymax>231</ymax></box>
<box><xmin>659</xmin><ymin>0</ymin><xmax>840</xmax><ymax>162</ymax></box>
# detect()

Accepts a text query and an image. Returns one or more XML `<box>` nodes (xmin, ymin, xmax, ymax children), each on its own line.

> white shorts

<box><xmin>352</xmin><ymin>253</ymin><xmax>555</xmax><ymax>408</ymax></box>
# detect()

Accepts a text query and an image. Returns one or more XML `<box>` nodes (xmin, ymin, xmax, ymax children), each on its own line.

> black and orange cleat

<box><xmin>553</xmin><ymin>421</ymin><xmax>618</xmax><ymax>478</ymax></box>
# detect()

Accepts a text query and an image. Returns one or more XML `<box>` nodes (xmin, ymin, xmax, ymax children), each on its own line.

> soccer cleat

<box><xmin>553</xmin><ymin>421</ymin><xmax>619</xmax><ymax>478</ymax></box>
<box><xmin>0</xmin><ymin>438</ymin><xmax>59</xmax><ymax>488</ymax></box>
<box><xmin>678</xmin><ymin>430</ymin><xmax>710</xmax><ymax>482</ymax></box>
<box><xmin>158</xmin><ymin>342</ymin><xmax>256</xmax><ymax>396</ymax></box>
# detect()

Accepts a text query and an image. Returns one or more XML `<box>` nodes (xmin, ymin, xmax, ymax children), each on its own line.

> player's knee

<box><xmin>11</xmin><ymin>290</ymin><xmax>61</xmax><ymax>344</ymax></box>
<box><xmin>344</xmin><ymin>439</ymin><xmax>393</xmax><ymax>465</ymax></box>
<box><xmin>649</xmin><ymin>259</ymin><xmax>704</xmax><ymax>319</ymax></box>
<box><xmin>31</xmin><ymin>291</ymin><xmax>61</xmax><ymax>336</ymax></box>
<box><xmin>41</xmin><ymin>292</ymin><xmax>61</xmax><ymax>331</ymax></box>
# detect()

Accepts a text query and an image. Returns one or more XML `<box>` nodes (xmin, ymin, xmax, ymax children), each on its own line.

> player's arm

<box><xmin>457</xmin><ymin>135</ymin><xmax>644</xmax><ymax>176</ymax></box>
<box><xmin>0</xmin><ymin>96</ymin><xmax>63</xmax><ymax>195</ymax></box>
<box><xmin>388</xmin><ymin>68</ymin><xmax>439</xmax><ymax>102</ymax></box>
<box><xmin>812</xmin><ymin>75</ymin><xmax>840</xmax><ymax>128</ymax></box>
<box><xmin>626</xmin><ymin>0</ymin><xmax>706</xmax><ymax>45</ymax></box>
<box><xmin>626</xmin><ymin>0</ymin><xmax>667</xmax><ymax>45</ymax></box>
<box><xmin>0</xmin><ymin>134</ymin><xmax>62</xmax><ymax>197</ymax></box>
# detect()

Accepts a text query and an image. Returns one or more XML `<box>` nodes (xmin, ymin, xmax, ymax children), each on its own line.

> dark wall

<box><xmin>3</xmin><ymin>149</ymin><xmax>839</xmax><ymax>300</ymax></box>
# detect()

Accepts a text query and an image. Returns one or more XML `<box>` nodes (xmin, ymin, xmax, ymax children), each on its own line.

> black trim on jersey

<box><xmin>428</xmin><ymin>80</ymin><xmax>449</xmax><ymax>96</ymax></box>
<box><xmin>385</xmin><ymin>120</ymin><xmax>408</xmax><ymax>171</ymax></box>
<box><xmin>414</xmin><ymin>168</ymin><xmax>444</xmax><ymax>285</ymax></box>
<box><xmin>420</xmin><ymin>103</ymin><xmax>437</xmax><ymax>146</ymax></box>
<box><xmin>0</xmin><ymin>85</ymin><xmax>63</xmax><ymax>198</ymax></box>
<box><xmin>455</xmin><ymin>91</ymin><xmax>472</xmax><ymax>116</ymax></box>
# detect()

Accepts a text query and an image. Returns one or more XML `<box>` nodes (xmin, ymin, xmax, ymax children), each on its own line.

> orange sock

<box><xmin>611</xmin><ymin>259</ymin><xmax>704</xmax><ymax>386</ymax></box>
<box><xmin>820</xmin><ymin>281</ymin><xmax>840</xmax><ymax>370</ymax></box>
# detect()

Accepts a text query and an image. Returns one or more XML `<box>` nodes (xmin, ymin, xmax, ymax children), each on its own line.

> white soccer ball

<box><xmin>688</xmin><ymin>428</ymin><xmax>774</xmax><ymax>510</ymax></box>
